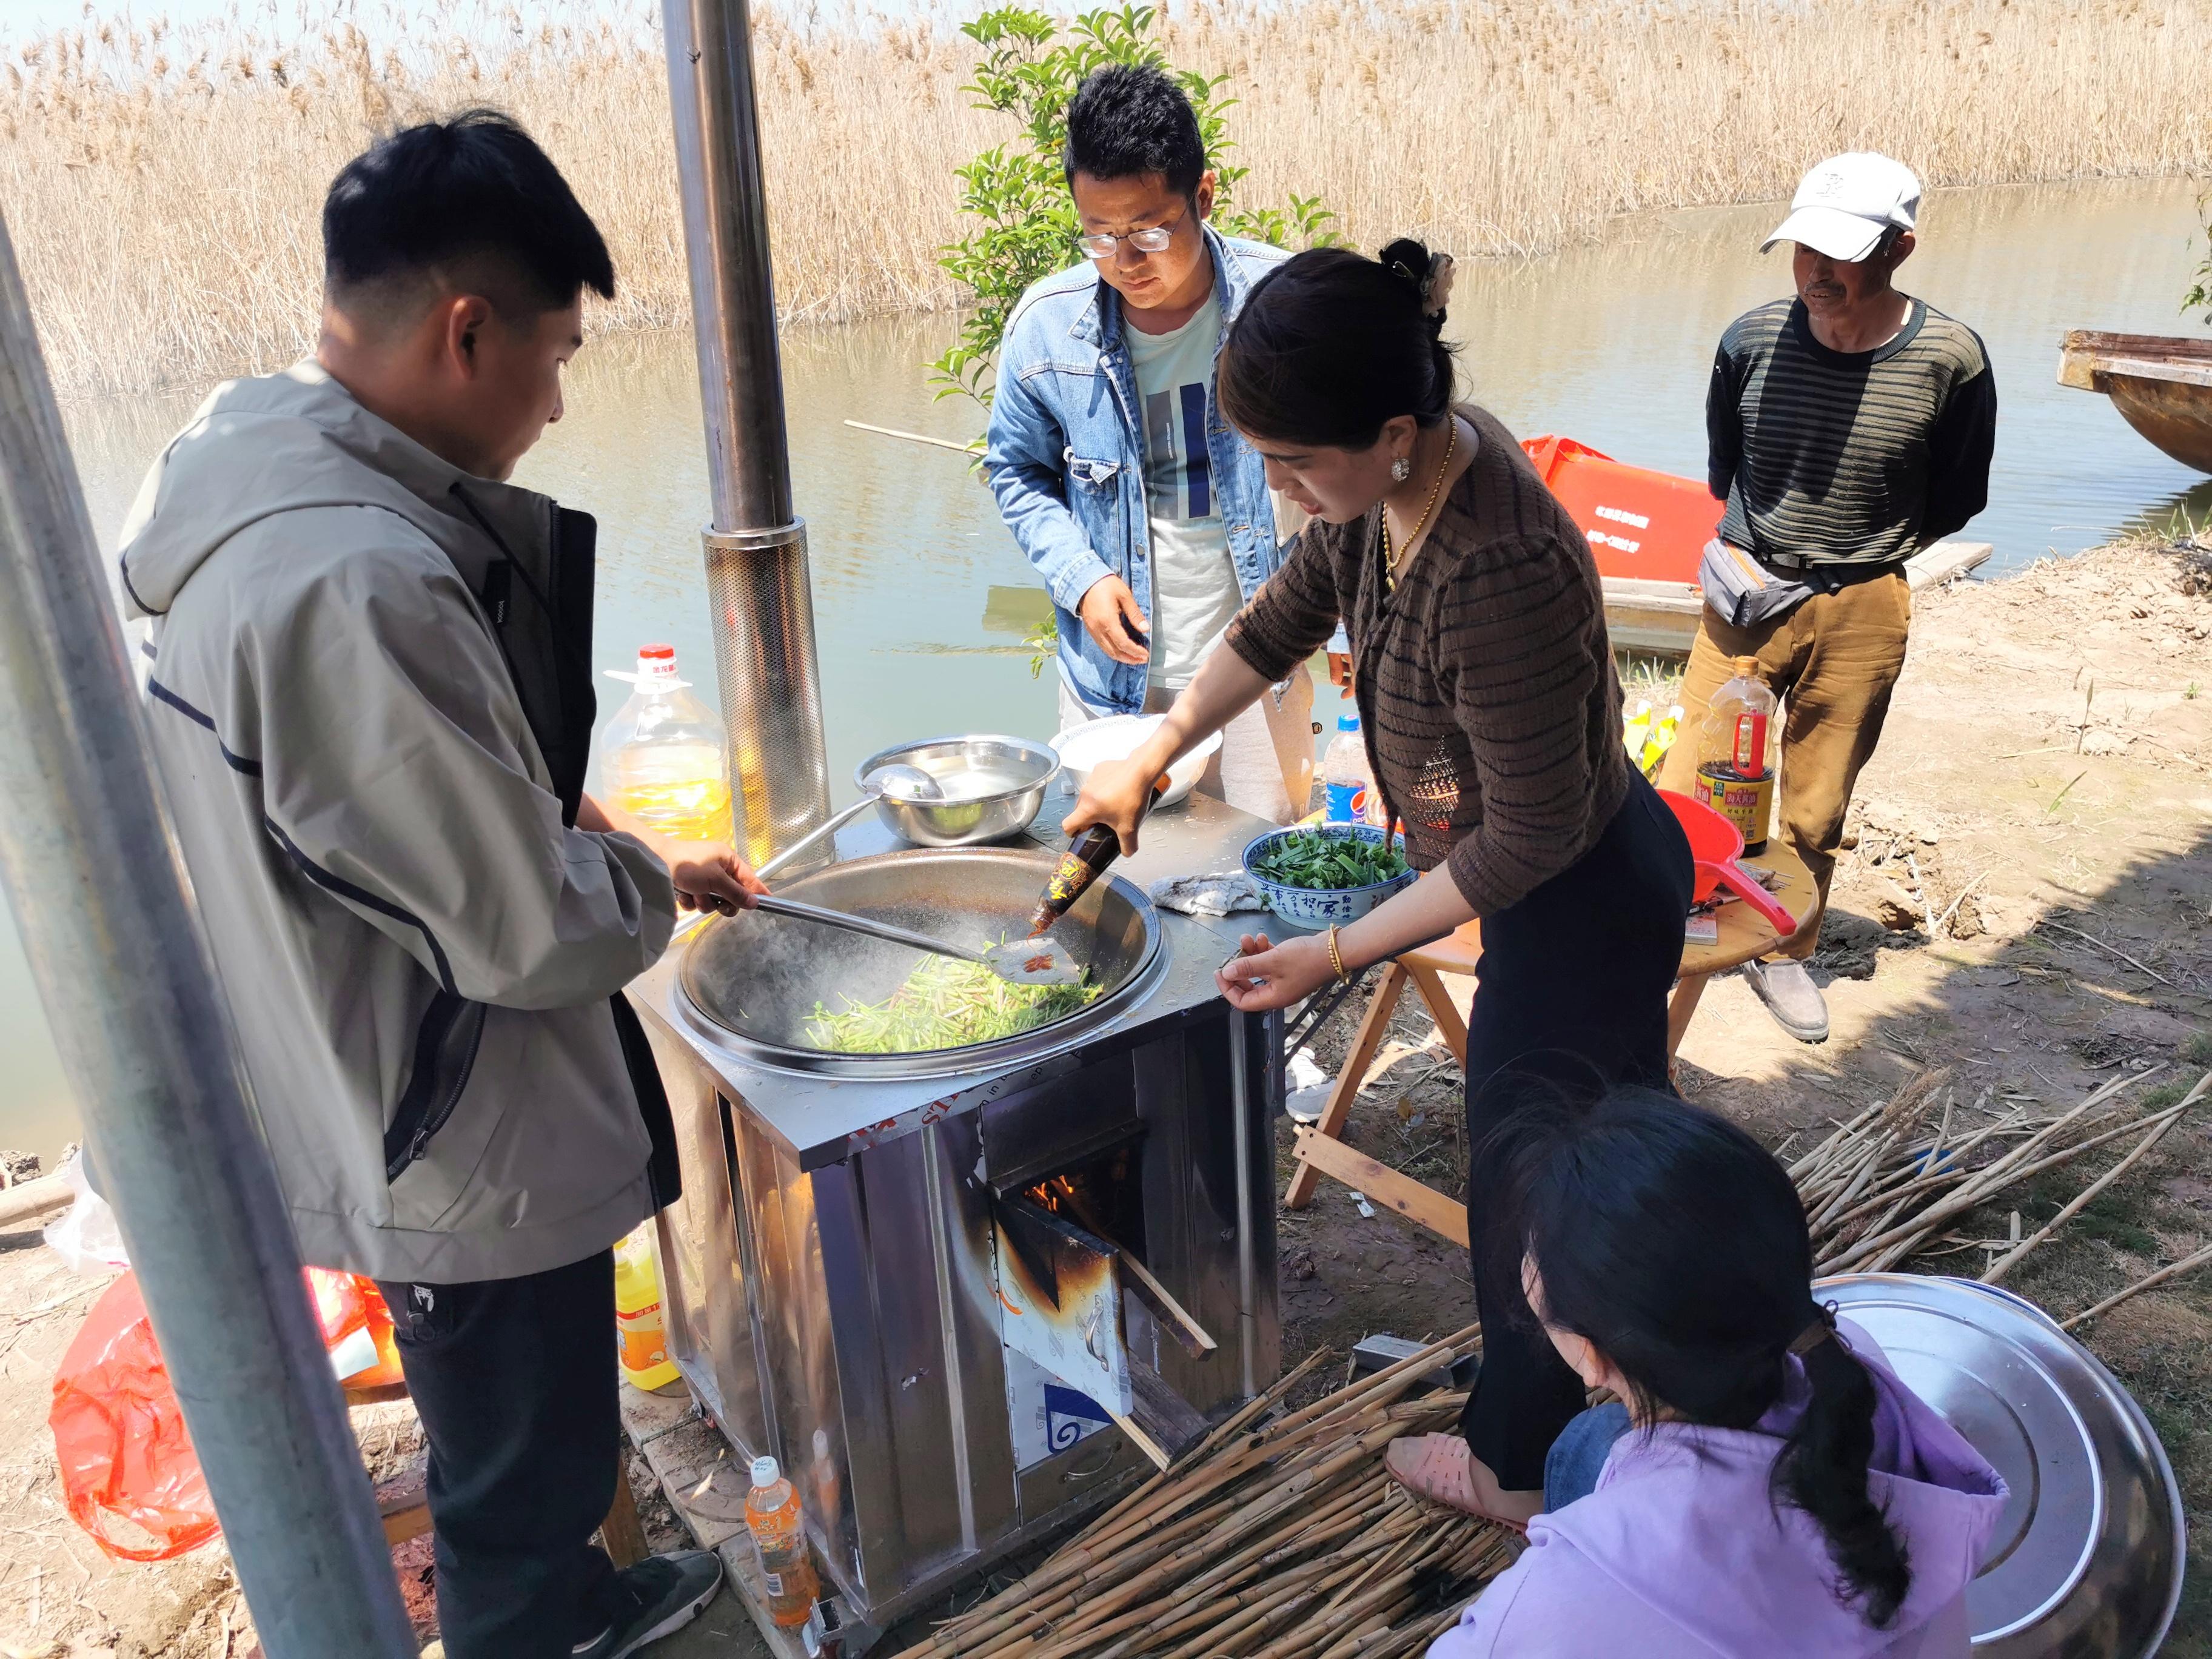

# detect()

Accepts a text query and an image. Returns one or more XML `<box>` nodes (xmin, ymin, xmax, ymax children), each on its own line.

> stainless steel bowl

<box><xmin>677</xmin><ymin>846</ymin><xmax>1163</xmax><ymax>1078</ymax></box>
<box><xmin>853</xmin><ymin>735</ymin><xmax>1061</xmax><ymax>848</ymax></box>
<box><xmin>1815</xmin><ymin>1273</ymin><xmax>2184</xmax><ymax>1657</ymax></box>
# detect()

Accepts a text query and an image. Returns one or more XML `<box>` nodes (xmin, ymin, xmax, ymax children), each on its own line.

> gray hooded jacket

<box><xmin>119</xmin><ymin>361</ymin><xmax>678</xmax><ymax>1283</ymax></box>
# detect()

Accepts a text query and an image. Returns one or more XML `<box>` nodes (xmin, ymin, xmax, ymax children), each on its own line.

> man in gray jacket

<box><xmin>119</xmin><ymin>113</ymin><xmax>754</xmax><ymax>1658</ymax></box>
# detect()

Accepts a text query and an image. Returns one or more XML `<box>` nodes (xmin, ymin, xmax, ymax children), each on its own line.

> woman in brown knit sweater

<box><xmin>1067</xmin><ymin>240</ymin><xmax>1695</xmax><ymax>1526</ymax></box>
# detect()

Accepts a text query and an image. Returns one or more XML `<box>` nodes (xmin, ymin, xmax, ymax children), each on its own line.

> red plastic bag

<box><xmin>50</xmin><ymin>1270</ymin><xmax>404</xmax><ymax>1560</ymax></box>
<box><xmin>48</xmin><ymin>1273</ymin><xmax>220</xmax><ymax>1561</ymax></box>
<box><xmin>305</xmin><ymin>1265</ymin><xmax>404</xmax><ymax>1391</ymax></box>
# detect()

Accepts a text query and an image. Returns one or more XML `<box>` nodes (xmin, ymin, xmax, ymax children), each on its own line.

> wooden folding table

<box><xmin>1283</xmin><ymin>841</ymin><xmax>1817</xmax><ymax>1247</ymax></box>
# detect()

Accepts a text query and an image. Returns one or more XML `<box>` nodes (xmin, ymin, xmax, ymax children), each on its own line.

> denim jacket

<box><xmin>985</xmin><ymin>227</ymin><xmax>1292</xmax><ymax>715</ymax></box>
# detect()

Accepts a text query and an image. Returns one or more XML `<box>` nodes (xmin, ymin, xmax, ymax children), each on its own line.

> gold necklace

<box><xmin>1381</xmin><ymin>417</ymin><xmax>1458</xmax><ymax>592</ymax></box>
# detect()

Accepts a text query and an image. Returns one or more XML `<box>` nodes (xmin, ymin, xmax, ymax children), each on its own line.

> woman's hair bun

<box><xmin>1379</xmin><ymin>238</ymin><xmax>1433</xmax><ymax>289</ymax></box>
<box><xmin>1216</xmin><ymin>241</ymin><xmax>1460</xmax><ymax>446</ymax></box>
<box><xmin>1377</xmin><ymin>237</ymin><xmax>1455</xmax><ymax>338</ymax></box>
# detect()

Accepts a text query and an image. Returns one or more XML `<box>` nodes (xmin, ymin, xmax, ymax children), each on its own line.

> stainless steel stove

<box><xmin>625</xmin><ymin>780</ymin><xmax>1283</xmax><ymax>1632</ymax></box>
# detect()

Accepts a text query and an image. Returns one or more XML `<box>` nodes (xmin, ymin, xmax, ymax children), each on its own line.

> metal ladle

<box><xmin>757</xmin><ymin>763</ymin><xmax>941</xmax><ymax>880</ymax></box>
<box><xmin>749</xmin><ymin>894</ymin><xmax>1084</xmax><ymax>987</ymax></box>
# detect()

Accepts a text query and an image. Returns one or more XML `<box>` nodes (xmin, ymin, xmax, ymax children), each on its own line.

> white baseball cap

<box><xmin>1760</xmin><ymin>153</ymin><xmax>1922</xmax><ymax>263</ymax></box>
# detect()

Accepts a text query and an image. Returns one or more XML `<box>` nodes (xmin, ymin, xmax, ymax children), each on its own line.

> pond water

<box><xmin>4</xmin><ymin>175</ymin><xmax>2206</xmax><ymax>1163</ymax></box>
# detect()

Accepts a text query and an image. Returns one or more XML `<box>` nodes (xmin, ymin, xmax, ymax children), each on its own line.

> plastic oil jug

<box><xmin>744</xmin><ymin>1456</ymin><xmax>822</xmax><ymax>1628</ymax></box>
<box><xmin>1690</xmin><ymin>656</ymin><xmax>1777</xmax><ymax>853</ymax></box>
<box><xmin>602</xmin><ymin>645</ymin><xmax>734</xmax><ymax>845</ymax></box>
<box><xmin>614</xmin><ymin>1225</ymin><xmax>680</xmax><ymax>1392</ymax></box>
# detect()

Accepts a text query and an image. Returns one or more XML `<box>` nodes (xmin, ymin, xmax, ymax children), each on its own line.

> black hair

<box><xmin>1062</xmin><ymin>64</ymin><xmax>1206</xmax><ymax>199</ymax></box>
<box><xmin>1478</xmin><ymin>1075</ymin><xmax>1914</xmax><ymax>1629</ymax></box>
<box><xmin>1216</xmin><ymin>238</ymin><xmax>1456</xmax><ymax>450</ymax></box>
<box><xmin>323</xmin><ymin>109</ymin><xmax>614</xmax><ymax>323</ymax></box>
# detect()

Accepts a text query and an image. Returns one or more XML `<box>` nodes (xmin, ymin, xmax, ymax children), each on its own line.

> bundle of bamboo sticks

<box><xmin>894</xmin><ymin>1329</ymin><xmax>1515</xmax><ymax>1659</ymax></box>
<box><xmin>1789</xmin><ymin>1064</ymin><xmax>2211</xmax><ymax>1281</ymax></box>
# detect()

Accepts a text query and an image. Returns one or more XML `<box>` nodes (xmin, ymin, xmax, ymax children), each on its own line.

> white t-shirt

<box><xmin>1126</xmin><ymin>292</ymin><xmax>1242</xmax><ymax>690</ymax></box>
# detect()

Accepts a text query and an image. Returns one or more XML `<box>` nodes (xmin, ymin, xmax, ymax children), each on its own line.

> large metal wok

<box><xmin>679</xmin><ymin>846</ymin><xmax>1164</xmax><ymax>1078</ymax></box>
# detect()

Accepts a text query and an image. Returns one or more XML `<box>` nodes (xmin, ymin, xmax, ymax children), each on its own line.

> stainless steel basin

<box><xmin>853</xmin><ymin>735</ymin><xmax>1060</xmax><ymax>847</ymax></box>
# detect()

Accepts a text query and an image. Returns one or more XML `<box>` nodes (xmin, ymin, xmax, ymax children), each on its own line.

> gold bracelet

<box><xmin>1326</xmin><ymin>925</ymin><xmax>1350</xmax><ymax>984</ymax></box>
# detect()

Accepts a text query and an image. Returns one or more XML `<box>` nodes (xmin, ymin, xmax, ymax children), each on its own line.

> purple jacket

<box><xmin>1431</xmin><ymin>1323</ymin><xmax>2008</xmax><ymax>1658</ymax></box>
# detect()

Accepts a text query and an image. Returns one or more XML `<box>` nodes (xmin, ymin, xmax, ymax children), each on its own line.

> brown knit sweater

<box><xmin>1226</xmin><ymin>404</ymin><xmax>1630</xmax><ymax>917</ymax></box>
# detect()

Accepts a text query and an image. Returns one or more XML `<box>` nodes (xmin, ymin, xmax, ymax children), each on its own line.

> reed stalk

<box><xmin>10</xmin><ymin>0</ymin><xmax>2211</xmax><ymax>399</ymax></box>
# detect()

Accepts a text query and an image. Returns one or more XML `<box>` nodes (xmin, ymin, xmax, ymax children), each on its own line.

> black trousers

<box><xmin>1456</xmin><ymin>771</ymin><xmax>1694</xmax><ymax>1490</ymax></box>
<box><xmin>377</xmin><ymin>1248</ymin><xmax>626</xmax><ymax>1659</ymax></box>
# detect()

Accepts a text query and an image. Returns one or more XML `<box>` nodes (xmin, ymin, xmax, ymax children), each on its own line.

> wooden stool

<box><xmin>1282</xmin><ymin>840</ymin><xmax>1818</xmax><ymax>1250</ymax></box>
<box><xmin>1664</xmin><ymin>839</ymin><xmax>1818</xmax><ymax>1054</ymax></box>
<box><xmin>347</xmin><ymin>1378</ymin><xmax>649</xmax><ymax>1567</ymax></box>
<box><xmin>1284</xmin><ymin>919</ymin><xmax>1480</xmax><ymax>1213</ymax></box>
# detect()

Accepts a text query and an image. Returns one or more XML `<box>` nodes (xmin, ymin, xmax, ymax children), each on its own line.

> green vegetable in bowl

<box><xmin>1250</xmin><ymin>831</ymin><xmax>1410</xmax><ymax>891</ymax></box>
<box><xmin>806</xmin><ymin>952</ymin><xmax>1102</xmax><ymax>1054</ymax></box>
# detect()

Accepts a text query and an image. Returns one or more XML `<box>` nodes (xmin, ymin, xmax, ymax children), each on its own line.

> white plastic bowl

<box><xmin>1050</xmin><ymin>714</ymin><xmax>1225</xmax><ymax>808</ymax></box>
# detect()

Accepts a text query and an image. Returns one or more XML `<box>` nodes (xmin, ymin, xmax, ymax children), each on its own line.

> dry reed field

<box><xmin>7</xmin><ymin>0</ymin><xmax>2210</xmax><ymax>398</ymax></box>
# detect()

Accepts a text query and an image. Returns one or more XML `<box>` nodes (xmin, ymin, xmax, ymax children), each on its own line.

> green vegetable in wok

<box><xmin>806</xmin><ymin>951</ymin><xmax>1102</xmax><ymax>1054</ymax></box>
<box><xmin>1250</xmin><ymin>830</ymin><xmax>1410</xmax><ymax>891</ymax></box>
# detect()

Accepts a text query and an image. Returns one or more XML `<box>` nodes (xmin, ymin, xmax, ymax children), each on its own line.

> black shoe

<box><xmin>572</xmin><ymin>1550</ymin><xmax>726</xmax><ymax>1659</ymax></box>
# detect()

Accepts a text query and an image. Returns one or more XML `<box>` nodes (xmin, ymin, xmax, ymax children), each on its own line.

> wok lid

<box><xmin>678</xmin><ymin>847</ymin><xmax>1163</xmax><ymax>1079</ymax></box>
<box><xmin>1816</xmin><ymin>1273</ymin><xmax>2184</xmax><ymax>1657</ymax></box>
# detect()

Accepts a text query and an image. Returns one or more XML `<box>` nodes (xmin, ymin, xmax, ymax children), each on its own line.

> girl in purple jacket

<box><xmin>1425</xmin><ymin>1082</ymin><xmax>2006</xmax><ymax>1658</ymax></box>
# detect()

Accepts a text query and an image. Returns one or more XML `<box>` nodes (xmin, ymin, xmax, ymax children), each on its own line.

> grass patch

<box><xmin>2183</xmin><ymin>1031</ymin><xmax>2212</xmax><ymax>1067</ymax></box>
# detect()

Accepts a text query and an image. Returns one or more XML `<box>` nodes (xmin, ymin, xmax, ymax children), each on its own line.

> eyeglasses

<box><xmin>1074</xmin><ymin>210</ymin><xmax>1186</xmax><ymax>261</ymax></box>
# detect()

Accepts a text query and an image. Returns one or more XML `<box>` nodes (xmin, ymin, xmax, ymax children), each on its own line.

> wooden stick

<box><xmin>843</xmin><ymin>418</ymin><xmax>979</xmax><ymax>455</ymax></box>
<box><xmin>2040</xmin><ymin>920</ymin><xmax>2171</xmax><ymax>986</ymax></box>
<box><xmin>1982</xmin><ymin>1094</ymin><xmax>2197</xmax><ymax>1284</ymax></box>
<box><xmin>2063</xmin><ymin>1241</ymin><xmax>2212</xmax><ymax>1331</ymax></box>
<box><xmin>1818</xmin><ymin>1068</ymin><xmax>2160</xmax><ymax>1271</ymax></box>
<box><xmin>1064</xmin><ymin>1346</ymin><xmax>1331</xmax><ymax>1551</ymax></box>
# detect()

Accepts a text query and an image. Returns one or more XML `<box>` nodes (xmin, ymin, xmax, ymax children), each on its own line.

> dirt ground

<box><xmin>0</xmin><ymin>537</ymin><xmax>2205</xmax><ymax>1657</ymax></box>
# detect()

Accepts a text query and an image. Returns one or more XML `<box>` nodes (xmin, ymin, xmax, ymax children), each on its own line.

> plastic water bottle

<box><xmin>602</xmin><ymin>644</ymin><xmax>734</xmax><ymax>845</ymax></box>
<box><xmin>1322</xmin><ymin>714</ymin><xmax>1375</xmax><ymax>825</ymax></box>
<box><xmin>744</xmin><ymin>1456</ymin><xmax>821</xmax><ymax>1629</ymax></box>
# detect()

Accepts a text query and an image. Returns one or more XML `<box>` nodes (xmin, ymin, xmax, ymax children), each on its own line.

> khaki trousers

<box><xmin>1059</xmin><ymin>665</ymin><xmax>1317</xmax><ymax>826</ymax></box>
<box><xmin>1656</xmin><ymin>571</ymin><xmax>1912</xmax><ymax>959</ymax></box>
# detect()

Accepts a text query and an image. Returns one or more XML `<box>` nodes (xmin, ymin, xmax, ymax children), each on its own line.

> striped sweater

<box><xmin>1709</xmin><ymin>297</ymin><xmax>1996</xmax><ymax>567</ymax></box>
<box><xmin>1225</xmin><ymin>405</ymin><xmax>1629</xmax><ymax>917</ymax></box>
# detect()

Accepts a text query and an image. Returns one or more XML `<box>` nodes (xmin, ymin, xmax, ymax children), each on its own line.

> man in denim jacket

<box><xmin>985</xmin><ymin>65</ymin><xmax>1315</xmax><ymax>822</ymax></box>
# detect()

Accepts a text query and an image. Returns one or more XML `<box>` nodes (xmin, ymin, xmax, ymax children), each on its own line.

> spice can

<box><xmin>1692</xmin><ymin>762</ymin><xmax>1774</xmax><ymax>855</ymax></box>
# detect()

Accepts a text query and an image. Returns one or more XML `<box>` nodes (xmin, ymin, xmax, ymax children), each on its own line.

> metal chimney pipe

<box><xmin>662</xmin><ymin>0</ymin><xmax>831</xmax><ymax>869</ymax></box>
<box><xmin>0</xmin><ymin>211</ymin><xmax>416</xmax><ymax>1657</ymax></box>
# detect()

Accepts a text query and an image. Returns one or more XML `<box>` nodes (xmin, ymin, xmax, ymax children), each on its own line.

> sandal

<box><xmin>1384</xmin><ymin>1433</ymin><xmax>1535</xmax><ymax>1533</ymax></box>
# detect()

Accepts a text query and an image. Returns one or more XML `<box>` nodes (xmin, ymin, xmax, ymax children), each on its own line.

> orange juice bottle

<box><xmin>602</xmin><ymin>645</ymin><xmax>734</xmax><ymax>846</ymax></box>
<box><xmin>744</xmin><ymin>1456</ymin><xmax>820</xmax><ymax>1628</ymax></box>
<box><xmin>1691</xmin><ymin>656</ymin><xmax>1777</xmax><ymax>853</ymax></box>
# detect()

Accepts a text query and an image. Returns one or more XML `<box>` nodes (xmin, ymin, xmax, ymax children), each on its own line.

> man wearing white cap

<box><xmin>1660</xmin><ymin>152</ymin><xmax>1996</xmax><ymax>1043</ymax></box>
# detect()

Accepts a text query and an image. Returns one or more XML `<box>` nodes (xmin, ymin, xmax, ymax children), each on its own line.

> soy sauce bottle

<box><xmin>1028</xmin><ymin>776</ymin><xmax>1170</xmax><ymax>935</ymax></box>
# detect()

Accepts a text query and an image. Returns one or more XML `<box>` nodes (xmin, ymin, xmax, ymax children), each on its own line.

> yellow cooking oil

<box><xmin>608</xmin><ymin>762</ymin><xmax>734</xmax><ymax>847</ymax></box>
<box><xmin>602</xmin><ymin>644</ymin><xmax>735</xmax><ymax>846</ymax></box>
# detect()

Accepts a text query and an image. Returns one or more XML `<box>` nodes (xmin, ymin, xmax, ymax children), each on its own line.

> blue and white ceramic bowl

<box><xmin>1241</xmin><ymin>824</ymin><xmax>1416</xmax><ymax>927</ymax></box>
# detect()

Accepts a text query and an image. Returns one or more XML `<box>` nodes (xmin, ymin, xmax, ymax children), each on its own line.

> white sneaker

<box><xmin>1741</xmin><ymin>959</ymin><xmax>1829</xmax><ymax>1044</ymax></box>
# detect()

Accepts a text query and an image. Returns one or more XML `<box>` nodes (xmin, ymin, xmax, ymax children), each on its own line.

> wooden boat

<box><xmin>1521</xmin><ymin>435</ymin><xmax>1991</xmax><ymax>654</ymax></box>
<box><xmin>2057</xmin><ymin>330</ymin><xmax>2212</xmax><ymax>474</ymax></box>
